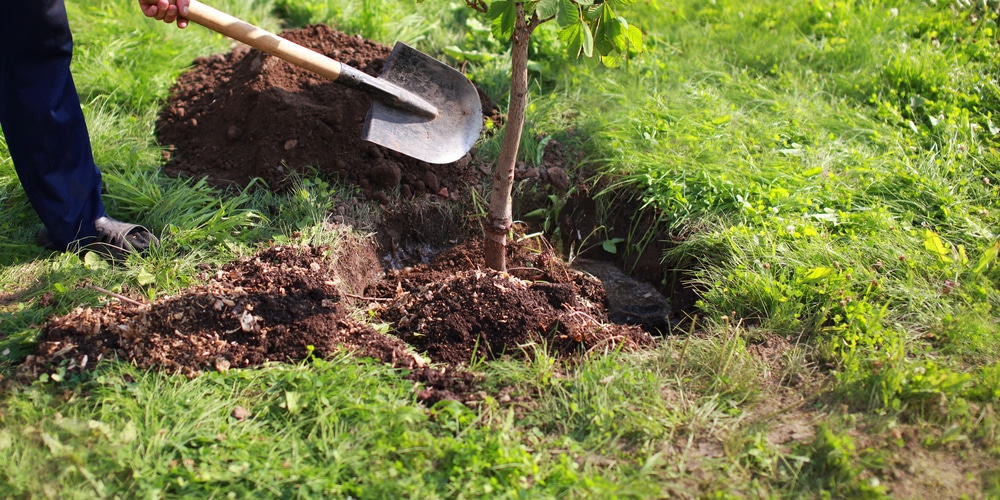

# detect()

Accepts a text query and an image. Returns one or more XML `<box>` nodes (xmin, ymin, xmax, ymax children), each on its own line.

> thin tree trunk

<box><xmin>484</xmin><ymin>4</ymin><xmax>531</xmax><ymax>272</ymax></box>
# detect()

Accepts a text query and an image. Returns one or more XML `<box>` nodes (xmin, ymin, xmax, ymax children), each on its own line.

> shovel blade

<box><xmin>362</xmin><ymin>43</ymin><xmax>482</xmax><ymax>165</ymax></box>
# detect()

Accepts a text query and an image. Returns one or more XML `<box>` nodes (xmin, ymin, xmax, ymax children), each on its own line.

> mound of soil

<box><xmin>370</xmin><ymin>239</ymin><xmax>653</xmax><ymax>365</ymax></box>
<box><xmin>22</xmin><ymin>237</ymin><xmax>652</xmax><ymax>402</ymax></box>
<box><xmin>156</xmin><ymin>24</ymin><xmax>495</xmax><ymax>198</ymax></box>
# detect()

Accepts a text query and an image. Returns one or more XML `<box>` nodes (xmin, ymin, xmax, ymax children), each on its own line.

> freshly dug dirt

<box><xmin>156</xmin><ymin>24</ymin><xmax>496</xmax><ymax>199</ymax></box>
<box><xmin>21</xmin><ymin>26</ymin><xmax>663</xmax><ymax>403</ymax></box>
<box><xmin>369</xmin><ymin>239</ymin><xmax>654</xmax><ymax>366</ymax></box>
<box><xmin>22</xmin><ymin>236</ymin><xmax>653</xmax><ymax>403</ymax></box>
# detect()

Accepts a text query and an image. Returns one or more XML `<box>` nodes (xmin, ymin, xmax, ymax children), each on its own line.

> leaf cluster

<box><xmin>482</xmin><ymin>0</ymin><xmax>643</xmax><ymax>66</ymax></box>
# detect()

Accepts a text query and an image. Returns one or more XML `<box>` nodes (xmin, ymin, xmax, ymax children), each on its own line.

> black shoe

<box><xmin>37</xmin><ymin>216</ymin><xmax>159</xmax><ymax>261</ymax></box>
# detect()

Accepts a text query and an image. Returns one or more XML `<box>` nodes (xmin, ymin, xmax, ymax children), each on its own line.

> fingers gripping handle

<box><xmin>185</xmin><ymin>0</ymin><xmax>344</xmax><ymax>80</ymax></box>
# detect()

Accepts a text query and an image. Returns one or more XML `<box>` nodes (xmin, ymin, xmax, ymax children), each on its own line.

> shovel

<box><xmin>179</xmin><ymin>0</ymin><xmax>482</xmax><ymax>164</ymax></box>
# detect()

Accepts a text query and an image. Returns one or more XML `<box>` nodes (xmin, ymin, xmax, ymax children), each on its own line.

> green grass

<box><xmin>1</xmin><ymin>0</ymin><xmax>999</xmax><ymax>497</ymax></box>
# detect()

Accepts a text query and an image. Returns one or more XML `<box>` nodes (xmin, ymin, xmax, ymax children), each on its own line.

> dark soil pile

<box><xmin>371</xmin><ymin>239</ymin><xmax>653</xmax><ymax>365</ymax></box>
<box><xmin>22</xmin><ymin>239</ymin><xmax>652</xmax><ymax>402</ymax></box>
<box><xmin>156</xmin><ymin>24</ymin><xmax>494</xmax><ymax>199</ymax></box>
<box><xmin>26</xmin><ymin>243</ymin><xmax>419</xmax><ymax>379</ymax></box>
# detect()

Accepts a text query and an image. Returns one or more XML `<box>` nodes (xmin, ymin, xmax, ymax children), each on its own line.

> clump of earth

<box><xmin>21</xmin><ymin>25</ymin><xmax>667</xmax><ymax>402</ymax></box>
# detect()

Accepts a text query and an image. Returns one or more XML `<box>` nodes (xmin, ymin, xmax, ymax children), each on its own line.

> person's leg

<box><xmin>0</xmin><ymin>0</ymin><xmax>106</xmax><ymax>251</ymax></box>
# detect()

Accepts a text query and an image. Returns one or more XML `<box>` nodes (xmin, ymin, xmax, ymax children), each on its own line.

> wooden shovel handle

<box><xmin>185</xmin><ymin>0</ymin><xmax>344</xmax><ymax>80</ymax></box>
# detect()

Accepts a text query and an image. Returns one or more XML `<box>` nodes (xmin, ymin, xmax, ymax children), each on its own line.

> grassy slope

<box><xmin>0</xmin><ymin>0</ymin><xmax>998</xmax><ymax>497</ymax></box>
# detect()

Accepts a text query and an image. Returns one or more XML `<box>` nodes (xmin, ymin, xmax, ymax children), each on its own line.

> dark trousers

<box><xmin>0</xmin><ymin>0</ymin><xmax>106</xmax><ymax>250</ymax></box>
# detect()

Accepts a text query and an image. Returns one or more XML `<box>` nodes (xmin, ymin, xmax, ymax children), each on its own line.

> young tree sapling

<box><xmin>462</xmin><ymin>0</ymin><xmax>643</xmax><ymax>271</ymax></box>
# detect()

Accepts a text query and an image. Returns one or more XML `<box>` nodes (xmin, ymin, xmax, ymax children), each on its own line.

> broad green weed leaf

<box><xmin>282</xmin><ymin>391</ymin><xmax>303</xmax><ymax>414</ymax></box>
<box><xmin>54</xmin><ymin>417</ymin><xmax>91</xmax><ymax>436</ymax></box>
<box><xmin>923</xmin><ymin>229</ymin><xmax>953</xmax><ymax>263</ymax></box>
<box><xmin>602</xmin><ymin>237</ymin><xmax>625</xmax><ymax>254</ymax></box>
<box><xmin>442</xmin><ymin>45</ymin><xmax>495</xmax><ymax>62</ymax></box>
<box><xmin>137</xmin><ymin>268</ymin><xmax>156</xmax><ymax>286</ymax></box>
<box><xmin>712</xmin><ymin>115</ymin><xmax>732</xmax><ymax>125</ymax></box>
<box><xmin>801</xmin><ymin>266</ymin><xmax>835</xmax><ymax>283</ymax></box>
<box><xmin>41</xmin><ymin>432</ymin><xmax>70</xmax><ymax>456</ymax></box>
<box><xmin>973</xmin><ymin>241</ymin><xmax>999</xmax><ymax>273</ymax></box>
<box><xmin>83</xmin><ymin>251</ymin><xmax>109</xmax><ymax>270</ymax></box>
<box><xmin>118</xmin><ymin>421</ymin><xmax>138</xmax><ymax>444</ymax></box>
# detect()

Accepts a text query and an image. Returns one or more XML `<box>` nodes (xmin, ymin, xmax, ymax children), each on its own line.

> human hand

<box><xmin>138</xmin><ymin>0</ymin><xmax>190</xmax><ymax>29</ymax></box>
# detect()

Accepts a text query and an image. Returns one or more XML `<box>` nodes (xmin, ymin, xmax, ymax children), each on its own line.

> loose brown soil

<box><xmin>156</xmin><ymin>24</ymin><xmax>498</xmax><ymax>199</ymax></box>
<box><xmin>17</xmin><ymin>24</ymin><xmax>661</xmax><ymax>404</ymax></box>
<box><xmin>22</xmin><ymin>235</ymin><xmax>652</xmax><ymax>401</ymax></box>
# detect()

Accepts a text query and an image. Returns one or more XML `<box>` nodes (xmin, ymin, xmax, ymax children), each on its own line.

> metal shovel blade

<box><xmin>363</xmin><ymin>42</ymin><xmax>483</xmax><ymax>165</ymax></box>
<box><xmin>180</xmin><ymin>1</ymin><xmax>481</xmax><ymax>164</ymax></box>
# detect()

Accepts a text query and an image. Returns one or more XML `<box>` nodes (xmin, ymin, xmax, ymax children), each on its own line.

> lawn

<box><xmin>1</xmin><ymin>0</ymin><xmax>999</xmax><ymax>497</ymax></box>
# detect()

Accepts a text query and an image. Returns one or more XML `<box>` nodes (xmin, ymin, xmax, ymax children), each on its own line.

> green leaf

<box><xmin>441</xmin><ymin>45</ymin><xmax>495</xmax><ymax>62</ymax></box>
<box><xmin>488</xmin><ymin>0</ymin><xmax>517</xmax><ymax>40</ymax></box>
<box><xmin>973</xmin><ymin>240</ymin><xmax>999</xmax><ymax>273</ymax></box>
<box><xmin>583</xmin><ymin>3</ymin><xmax>603</xmax><ymax>22</ymax></box>
<box><xmin>712</xmin><ymin>114</ymin><xmax>732</xmax><ymax>125</ymax></box>
<box><xmin>560</xmin><ymin>22</ymin><xmax>587</xmax><ymax>57</ymax></box>
<box><xmin>600</xmin><ymin>53</ymin><xmax>622</xmax><ymax>67</ymax></box>
<box><xmin>137</xmin><ymin>268</ymin><xmax>156</xmax><ymax>286</ymax></box>
<box><xmin>486</xmin><ymin>0</ymin><xmax>508</xmax><ymax>19</ymax></box>
<box><xmin>801</xmin><ymin>266</ymin><xmax>835</xmax><ymax>283</ymax></box>
<box><xmin>923</xmin><ymin>229</ymin><xmax>954</xmax><ymax>263</ymax></box>
<box><xmin>609</xmin><ymin>16</ymin><xmax>628</xmax><ymax>52</ymax></box>
<box><xmin>83</xmin><ymin>251</ymin><xmax>109</xmax><ymax>270</ymax></box>
<box><xmin>282</xmin><ymin>391</ymin><xmax>303</xmax><ymax>415</ymax></box>
<box><xmin>594</xmin><ymin>16</ymin><xmax>612</xmax><ymax>55</ymax></box>
<box><xmin>581</xmin><ymin>21</ymin><xmax>594</xmax><ymax>56</ymax></box>
<box><xmin>118</xmin><ymin>421</ymin><xmax>138</xmax><ymax>444</ymax></box>
<box><xmin>556</xmin><ymin>0</ymin><xmax>577</xmax><ymax>26</ymax></box>
<box><xmin>602</xmin><ymin>238</ymin><xmax>625</xmax><ymax>254</ymax></box>
<box><xmin>626</xmin><ymin>24</ymin><xmax>643</xmax><ymax>53</ymax></box>
<box><xmin>536</xmin><ymin>0</ymin><xmax>560</xmax><ymax>19</ymax></box>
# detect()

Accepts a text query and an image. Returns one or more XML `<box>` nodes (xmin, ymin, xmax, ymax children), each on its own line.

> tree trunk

<box><xmin>484</xmin><ymin>4</ymin><xmax>531</xmax><ymax>272</ymax></box>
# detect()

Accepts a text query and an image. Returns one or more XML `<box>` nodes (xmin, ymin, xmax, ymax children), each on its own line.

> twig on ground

<box><xmin>85</xmin><ymin>284</ymin><xmax>144</xmax><ymax>307</ymax></box>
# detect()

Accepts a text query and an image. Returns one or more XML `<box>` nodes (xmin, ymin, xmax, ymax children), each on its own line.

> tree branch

<box><xmin>466</xmin><ymin>0</ymin><xmax>488</xmax><ymax>13</ymax></box>
<box><xmin>528</xmin><ymin>12</ymin><xmax>550</xmax><ymax>32</ymax></box>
